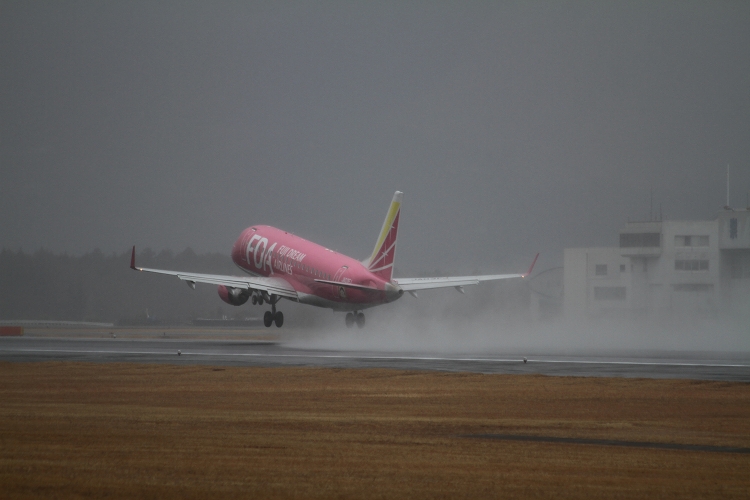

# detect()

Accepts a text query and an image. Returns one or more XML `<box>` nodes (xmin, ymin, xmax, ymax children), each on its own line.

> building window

<box><xmin>675</xmin><ymin>235</ymin><xmax>709</xmax><ymax>247</ymax></box>
<box><xmin>594</xmin><ymin>286</ymin><xmax>626</xmax><ymax>300</ymax></box>
<box><xmin>730</xmin><ymin>218</ymin><xmax>738</xmax><ymax>239</ymax></box>
<box><xmin>620</xmin><ymin>233</ymin><xmax>661</xmax><ymax>248</ymax></box>
<box><xmin>619</xmin><ymin>264</ymin><xmax>626</xmax><ymax>272</ymax></box>
<box><xmin>675</xmin><ymin>259</ymin><xmax>709</xmax><ymax>271</ymax></box>
<box><xmin>595</xmin><ymin>264</ymin><xmax>607</xmax><ymax>276</ymax></box>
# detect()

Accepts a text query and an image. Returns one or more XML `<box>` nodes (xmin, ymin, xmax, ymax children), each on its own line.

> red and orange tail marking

<box><xmin>365</xmin><ymin>191</ymin><xmax>402</xmax><ymax>282</ymax></box>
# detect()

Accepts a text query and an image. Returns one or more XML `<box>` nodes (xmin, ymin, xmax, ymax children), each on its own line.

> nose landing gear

<box><xmin>345</xmin><ymin>311</ymin><xmax>365</xmax><ymax>329</ymax></box>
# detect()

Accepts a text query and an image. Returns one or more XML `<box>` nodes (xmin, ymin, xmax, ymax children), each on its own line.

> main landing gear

<box><xmin>261</xmin><ymin>294</ymin><xmax>283</xmax><ymax>328</ymax></box>
<box><xmin>345</xmin><ymin>311</ymin><xmax>365</xmax><ymax>329</ymax></box>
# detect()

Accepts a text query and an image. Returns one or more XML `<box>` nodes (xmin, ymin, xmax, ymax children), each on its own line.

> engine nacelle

<box><xmin>217</xmin><ymin>285</ymin><xmax>250</xmax><ymax>306</ymax></box>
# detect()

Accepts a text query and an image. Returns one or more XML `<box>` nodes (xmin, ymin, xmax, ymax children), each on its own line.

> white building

<box><xmin>563</xmin><ymin>209</ymin><xmax>750</xmax><ymax>319</ymax></box>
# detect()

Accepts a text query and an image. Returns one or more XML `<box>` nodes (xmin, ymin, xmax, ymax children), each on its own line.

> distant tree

<box><xmin>0</xmin><ymin>247</ymin><xmax>240</xmax><ymax>323</ymax></box>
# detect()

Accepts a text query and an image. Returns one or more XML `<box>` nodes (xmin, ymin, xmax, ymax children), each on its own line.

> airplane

<box><xmin>130</xmin><ymin>191</ymin><xmax>538</xmax><ymax>328</ymax></box>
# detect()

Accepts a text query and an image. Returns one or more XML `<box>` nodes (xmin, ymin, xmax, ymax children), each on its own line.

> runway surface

<box><xmin>1</xmin><ymin>334</ymin><xmax>749</xmax><ymax>381</ymax></box>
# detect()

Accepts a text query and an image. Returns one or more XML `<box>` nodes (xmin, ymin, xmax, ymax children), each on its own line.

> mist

<box><xmin>291</xmin><ymin>314</ymin><xmax>750</xmax><ymax>356</ymax></box>
<box><xmin>2</xmin><ymin>4</ymin><xmax>749</xmax><ymax>355</ymax></box>
<box><xmin>288</xmin><ymin>290</ymin><xmax>750</xmax><ymax>355</ymax></box>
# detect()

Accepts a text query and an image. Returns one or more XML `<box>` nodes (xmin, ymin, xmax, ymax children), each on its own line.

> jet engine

<box><xmin>217</xmin><ymin>285</ymin><xmax>250</xmax><ymax>306</ymax></box>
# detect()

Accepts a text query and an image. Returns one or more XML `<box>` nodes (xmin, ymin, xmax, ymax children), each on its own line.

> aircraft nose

<box><xmin>384</xmin><ymin>282</ymin><xmax>404</xmax><ymax>303</ymax></box>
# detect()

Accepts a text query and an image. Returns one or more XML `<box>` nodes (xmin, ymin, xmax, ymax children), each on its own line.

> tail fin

<box><xmin>365</xmin><ymin>191</ymin><xmax>402</xmax><ymax>282</ymax></box>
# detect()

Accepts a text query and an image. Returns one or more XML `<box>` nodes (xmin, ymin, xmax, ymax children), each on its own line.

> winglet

<box><xmin>523</xmin><ymin>253</ymin><xmax>539</xmax><ymax>278</ymax></box>
<box><xmin>130</xmin><ymin>246</ymin><xmax>136</xmax><ymax>270</ymax></box>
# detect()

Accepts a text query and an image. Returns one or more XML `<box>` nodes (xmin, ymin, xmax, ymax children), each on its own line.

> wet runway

<box><xmin>1</xmin><ymin>335</ymin><xmax>749</xmax><ymax>381</ymax></box>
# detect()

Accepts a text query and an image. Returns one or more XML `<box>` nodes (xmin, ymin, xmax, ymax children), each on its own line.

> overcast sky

<box><xmin>2</xmin><ymin>2</ymin><xmax>749</xmax><ymax>275</ymax></box>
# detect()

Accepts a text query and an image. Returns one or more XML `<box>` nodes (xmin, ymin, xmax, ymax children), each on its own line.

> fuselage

<box><xmin>231</xmin><ymin>225</ymin><xmax>402</xmax><ymax>311</ymax></box>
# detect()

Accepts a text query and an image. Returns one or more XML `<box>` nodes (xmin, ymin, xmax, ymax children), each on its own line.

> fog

<box><xmin>287</xmin><ymin>287</ymin><xmax>750</xmax><ymax>355</ymax></box>
<box><xmin>290</xmin><ymin>311</ymin><xmax>750</xmax><ymax>355</ymax></box>
<box><xmin>0</xmin><ymin>246</ymin><xmax>747</xmax><ymax>354</ymax></box>
<box><xmin>2</xmin><ymin>3</ymin><xmax>749</xmax><ymax>274</ymax></box>
<box><xmin>1</xmin><ymin>4</ymin><xmax>749</xmax><ymax>353</ymax></box>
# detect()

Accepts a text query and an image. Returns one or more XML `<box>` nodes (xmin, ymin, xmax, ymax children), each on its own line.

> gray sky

<box><xmin>2</xmin><ymin>2</ymin><xmax>749</xmax><ymax>275</ymax></box>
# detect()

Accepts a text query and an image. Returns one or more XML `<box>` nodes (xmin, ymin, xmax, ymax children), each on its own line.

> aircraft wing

<box><xmin>393</xmin><ymin>254</ymin><xmax>539</xmax><ymax>292</ymax></box>
<box><xmin>394</xmin><ymin>274</ymin><xmax>523</xmax><ymax>291</ymax></box>
<box><xmin>129</xmin><ymin>247</ymin><xmax>298</xmax><ymax>300</ymax></box>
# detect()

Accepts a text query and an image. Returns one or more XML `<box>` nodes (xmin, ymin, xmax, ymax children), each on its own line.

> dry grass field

<box><xmin>0</xmin><ymin>362</ymin><xmax>748</xmax><ymax>499</ymax></box>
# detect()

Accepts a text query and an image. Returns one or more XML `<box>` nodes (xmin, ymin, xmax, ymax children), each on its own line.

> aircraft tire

<box><xmin>274</xmin><ymin>311</ymin><xmax>284</xmax><ymax>328</ymax></box>
<box><xmin>345</xmin><ymin>312</ymin><xmax>355</xmax><ymax>328</ymax></box>
<box><xmin>263</xmin><ymin>311</ymin><xmax>273</xmax><ymax>328</ymax></box>
<box><xmin>251</xmin><ymin>295</ymin><xmax>257</xmax><ymax>305</ymax></box>
<box><xmin>355</xmin><ymin>312</ymin><xmax>365</xmax><ymax>329</ymax></box>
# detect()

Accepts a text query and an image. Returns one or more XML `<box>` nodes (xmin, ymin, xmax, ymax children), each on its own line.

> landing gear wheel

<box><xmin>355</xmin><ymin>312</ymin><xmax>365</xmax><ymax>329</ymax></box>
<box><xmin>263</xmin><ymin>311</ymin><xmax>273</xmax><ymax>328</ymax></box>
<box><xmin>345</xmin><ymin>312</ymin><xmax>355</xmax><ymax>328</ymax></box>
<box><xmin>251</xmin><ymin>295</ymin><xmax>257</xmax><ymax>305</ymax></box>
<box><xmin>274</xmin><ymin>311</ymin><xmax>284</xmax><ymax>328</ymax></box>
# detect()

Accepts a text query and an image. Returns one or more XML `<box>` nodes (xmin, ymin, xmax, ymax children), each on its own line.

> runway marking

<box><xmin>1</xmin><ymin>348</ymin><xmax>749</xmax><ymax>368</ymax></box>
<box><xmin>464</xmin><ymin>434</ymin><xmax>750</xmax><ymax>454</ymax></box>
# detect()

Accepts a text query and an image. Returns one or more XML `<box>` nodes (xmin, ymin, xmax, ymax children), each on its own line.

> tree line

<box><xmin>0</xmin><ymin>247</ymin><xmax>243</xmax><ymax>323</ymax></box>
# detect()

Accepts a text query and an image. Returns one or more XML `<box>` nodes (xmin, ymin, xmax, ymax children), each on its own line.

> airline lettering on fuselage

<box><xmin>246</xmin><ymin>236</ymin><xmax>306</xmax><ymax>275</ymax></box>
<box><xmin>277</xmin><ymin>245</ymin><xmax>306</xmax><ymax>262</ymax></box>
<box><xmin>274</xmin><ymin>245</ymin><xmax>307</xmax><ymax>276</ymax></box>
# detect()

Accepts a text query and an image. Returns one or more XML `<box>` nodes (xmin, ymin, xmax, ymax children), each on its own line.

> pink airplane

<box><xmin>130</xmin><ymin>192</ymin><xmax>538</xmax><ymax>328</ymax></box>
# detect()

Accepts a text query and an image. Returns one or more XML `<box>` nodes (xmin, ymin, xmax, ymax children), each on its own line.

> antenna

<box><xmin>726</xmin><ymin>163</ymin><xmax>730</xmax><ymax>207</ymax></box>
<box><xmin>650</xmin><ymin>189</ymin><xmax>653</xmax><ymax>221</ymax></box>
